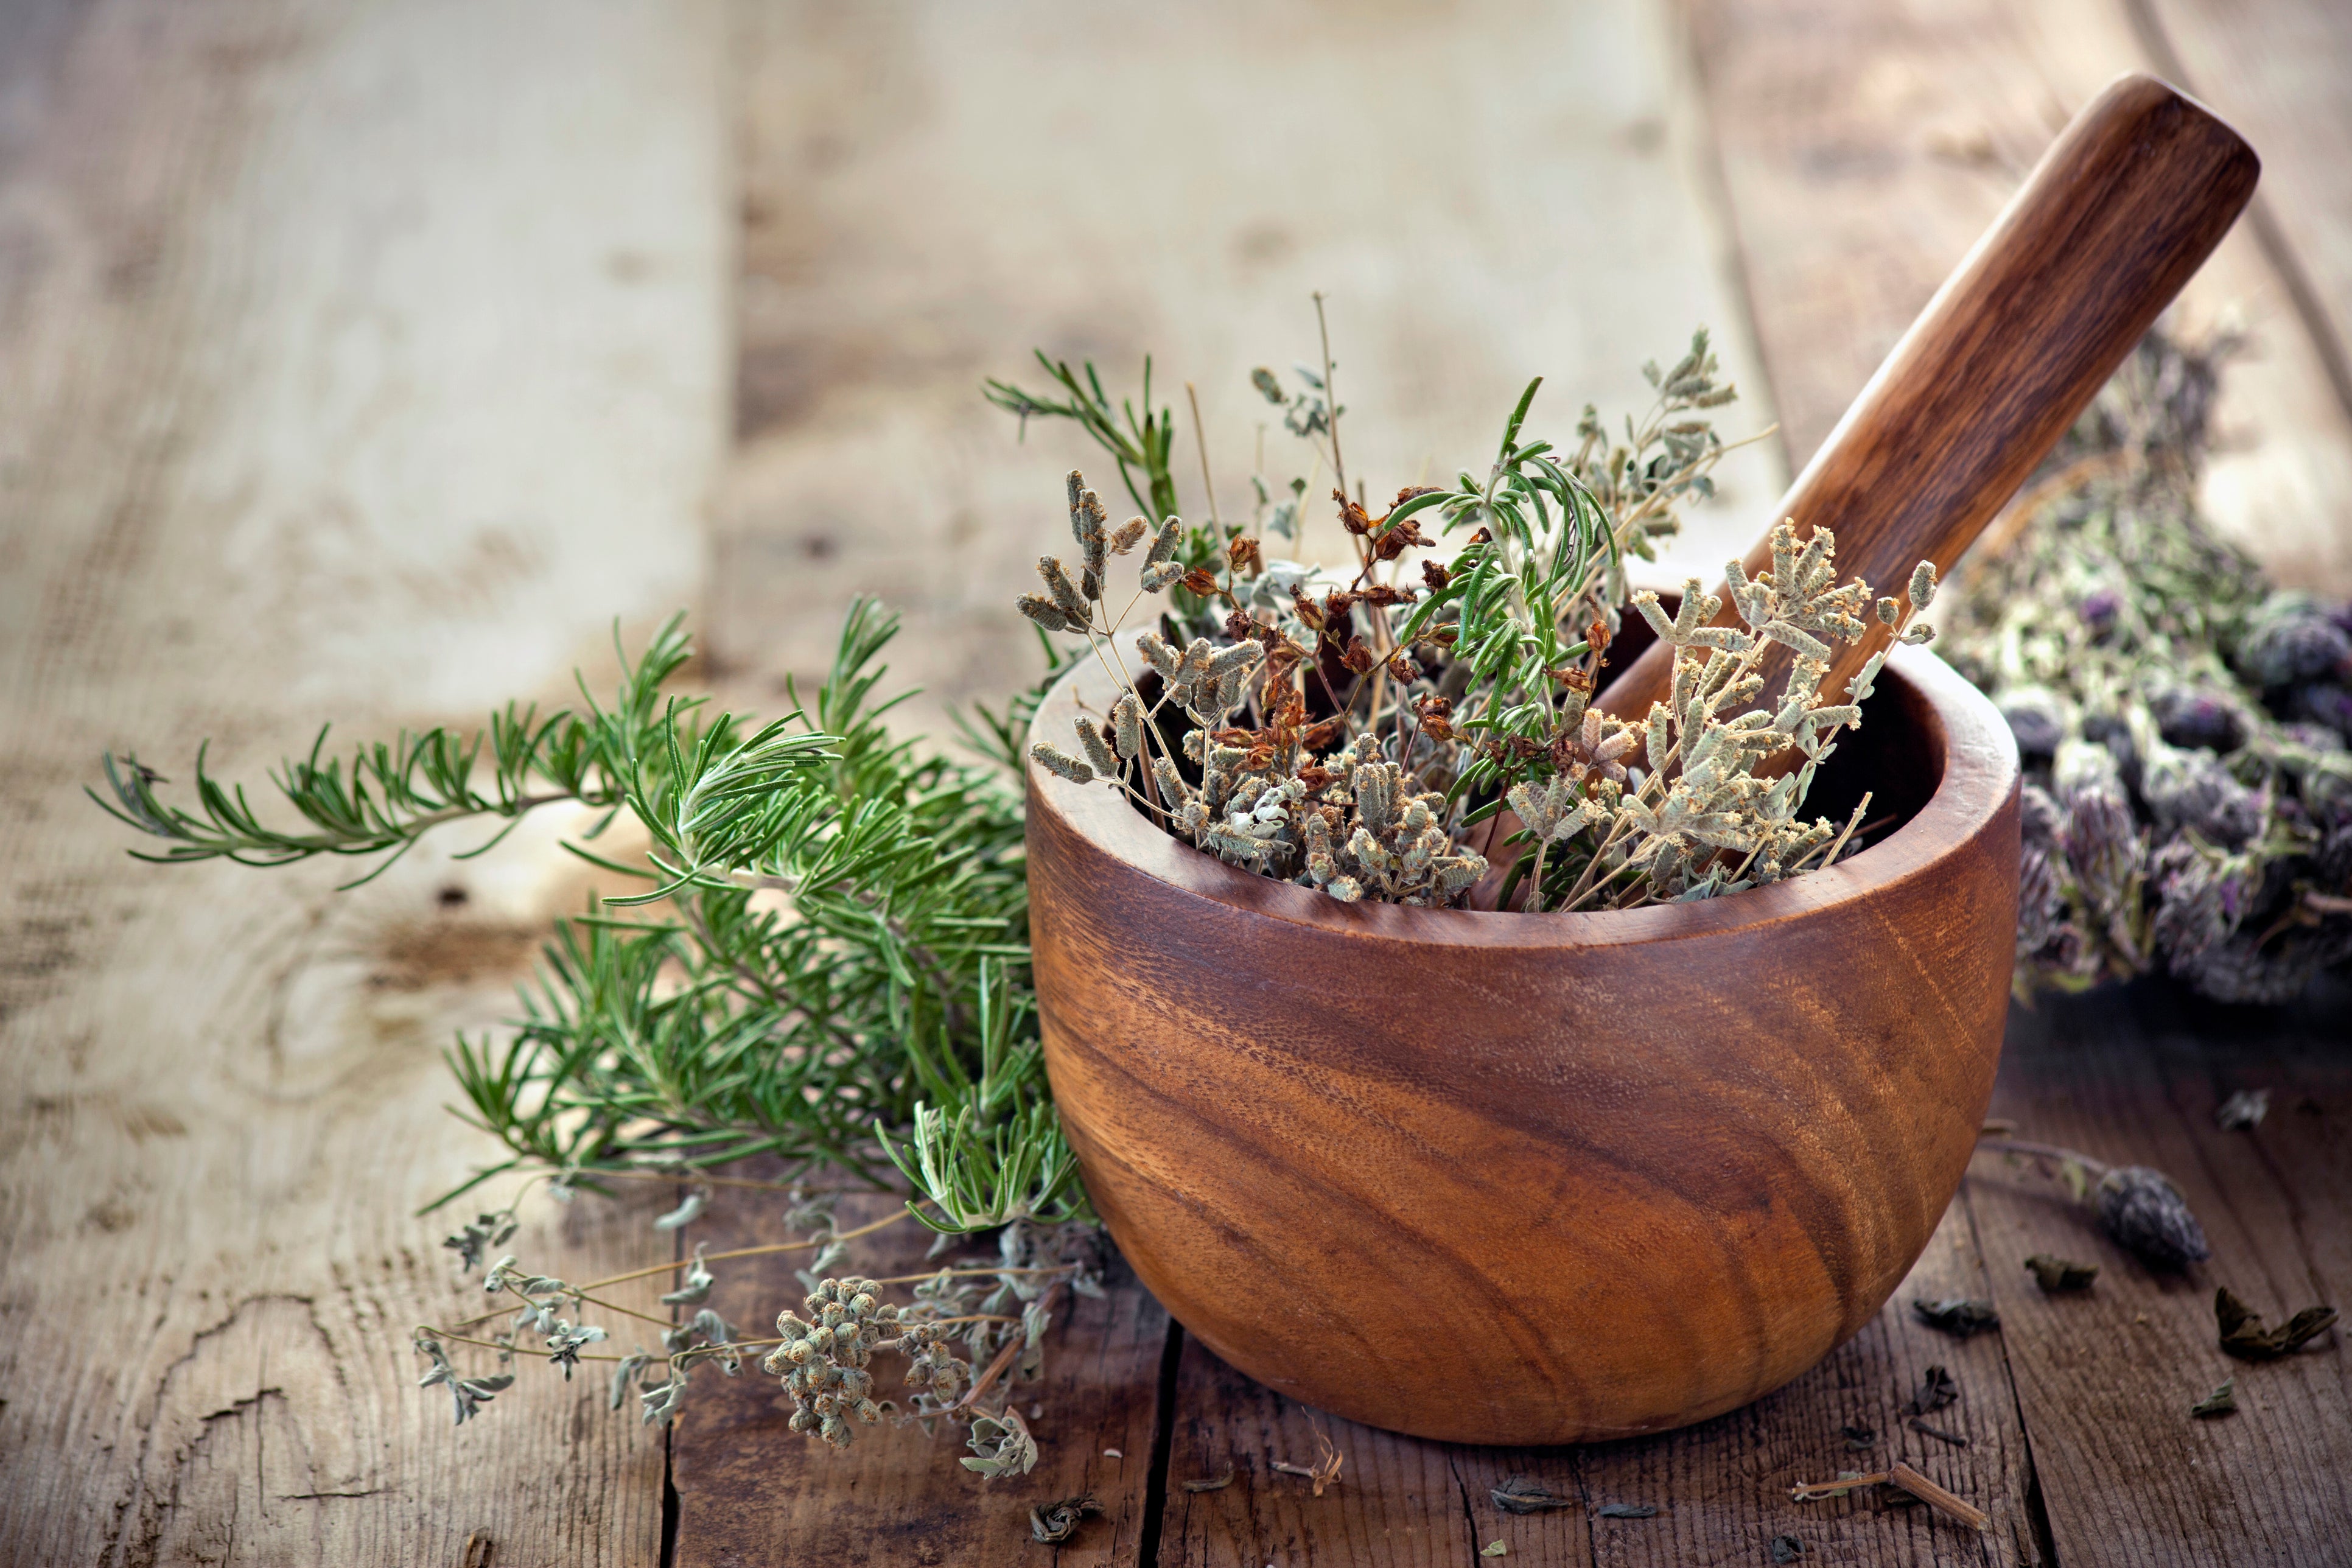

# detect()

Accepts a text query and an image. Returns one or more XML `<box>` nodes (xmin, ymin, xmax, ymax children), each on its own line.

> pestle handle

<box><xmin>1592</xmin><ymin>73</ymin><xmax>2258</xmax><ymax>724</ymax></box>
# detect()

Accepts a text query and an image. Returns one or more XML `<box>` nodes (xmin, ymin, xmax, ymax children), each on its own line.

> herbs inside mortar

<box><xmin>1025</xmin><ymin>334</ymin><xmax>1938</xmax><ymax>914</ymax></box>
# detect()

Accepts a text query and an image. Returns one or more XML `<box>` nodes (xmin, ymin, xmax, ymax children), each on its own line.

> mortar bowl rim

<box><xmin>1024</xmin><ymin>631</ymin><xmax>2018</xmax><ymax>950</ymax></box>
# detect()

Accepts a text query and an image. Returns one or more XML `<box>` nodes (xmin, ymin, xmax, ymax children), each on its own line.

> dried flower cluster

<box><xmin>766</xmin><ymin>1275</ymin><xmax>968</xmax><ymax>1446</ymax></box>
<box><xmin>399</xmin><ymin>1183</ymin><xmax>1102</xmax><ymax>1492</ymax></box>
<box><xmin>1944</xmin><ymin>329</ymin><xmax>2352</xmax><ymax>1001</ymax></box>
<box><xmin>1022</xmin><ymin>320</ymin><xmax>1935</xmax><ymax>913</ymax></box>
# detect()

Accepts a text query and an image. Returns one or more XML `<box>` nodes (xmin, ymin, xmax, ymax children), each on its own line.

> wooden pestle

<box><xmin>1471</xmin><ymin>74</ymin><xmax>2256</xmax><ymax>909</ymax></box>
<box><xmin>1594</xmin><ymin>72</ymin><xmax>2258</xmax><ymax>726</ymax></box>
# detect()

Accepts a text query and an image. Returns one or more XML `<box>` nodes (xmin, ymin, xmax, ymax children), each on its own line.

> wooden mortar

<box><xmin>1023</xmin><ymin>72</ymin><xmax>2254</xmax><ymax>1443</ymax></box>
<box><xmin>1027</xmin><ymin>639</ymin><xmax>2015</xmax><ymax>1442</ymax></box>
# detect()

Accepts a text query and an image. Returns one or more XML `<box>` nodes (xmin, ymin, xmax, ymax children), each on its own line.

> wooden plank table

<box><xmin>4</xmin><ymin>1</ymin><xmax>2348</xmax><ymax>1564</ymax></box>
<box><xmin>670</xmin><ymin>985</ymin><xmax>2352</xmax><ymax>1567</ymax></box>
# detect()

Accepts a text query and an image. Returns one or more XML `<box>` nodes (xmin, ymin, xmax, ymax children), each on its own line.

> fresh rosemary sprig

<box><xmin>97</xmin><ymin>599</ymin><xmax>1085</xmax><ymax>1231</ymax></box>
<box><xmin>90</xmin><ymin>614</ymin><xmax>721</xmax><ymax>885</ymax></box>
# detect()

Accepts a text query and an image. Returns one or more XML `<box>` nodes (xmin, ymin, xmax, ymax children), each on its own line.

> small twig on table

<box><xmin>1789</xmin><ymin>1462</ymin><xmax>1988</xmax><ymax>1531</ymax></box>
<box><xmin>573</xmin><ymin>1208</ymin><xmax>917</xmax><ymax>1292</ymax></box>
<box><xmin>1906</xmin><ymin>1416</ymin><xmax>1971</xmax><ymax>1447</ymax></box>
<box><xmin>950</xmin><ymin>1280</ymin><xmax>1068</xmax><ymax>1414</ymax></box>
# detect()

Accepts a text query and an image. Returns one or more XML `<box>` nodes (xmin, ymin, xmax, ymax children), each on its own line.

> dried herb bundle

<box><xmin>1017</xmin><ymin>312</ymin><xmax>1937</xmax><ymax>912</ymax></box>
<box><xmin>1944</xmin><ymin>329</ymin><xmax>2352</xmax><ymax>1002</ymax></box>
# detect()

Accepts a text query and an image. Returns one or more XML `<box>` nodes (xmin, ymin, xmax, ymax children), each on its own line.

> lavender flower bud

<box><xmin>1144</xmin><ymin>516</ymin><xmax>1184</xmax><ymax>567</ymax></box>
<box><xmin>2289</xmin><ymin>682</ymin><xmax>2352</xmax><ymax>740</ymax></box>
<box><xmin>2148</xmin><ymin>685</ymin><xmax>2244</xmax><ymax>754</ymax></box>
<box><xmin>2077</xmin><ymin>586</ymin><xmax>2121</xmax><ymax>634</ymax></box>
<box><xmin>1112</xmin><ymin>691</ymin><xmax>1144</xmax><ymax>760</ymax></box>
<box><xmin>2017</xmin><ymin>845</ymin><xmax>2062</xmax><ymax>953</ymax></box>
<box><xmin>1029</xmin><ymin>743</ymin><xmax>1093</xmax><ymax>784</ymax></box>
<box><xmin>2096</xmin><ymin>1165</ymin><xmax>2210</xmax><ymax>1270</ymax></box>
<box><xmin>1997</xmin><ymin>688</ymin><xmax>2065</xmax><ymax>758</ymax></box>
<box><xmin>1908</xmin><ymin>560</ymin><xmax>1937</xmax><ymax>610</ymax></box>
<box><xmin>2235</xmin><ymin>590</ymin><xmax>2350</xmax><ymax>688</ymax></box>
<box><xmin>2019</xmin><ymin>783</ymin><xmax>2063</xmax><ymax>851</ymax></box>
<box><xmin>1073</xmin><ymin>717</ymin><xmax>1117</xmax><ymax>776</ymax></box>
<box><xmin>1037</xmin><ymin>556</ymin><xmax>1090</xmax><ymax>621</ymax></box>
<box><xmin>2054</xmin><ymin>744</ymin><xmax>2144</xmax><ymax>907</ymax></box>
<box><xmin>2140</xmin><ymin>746</ymin><xmax>2262</xmax><ymax>849</ymax></box>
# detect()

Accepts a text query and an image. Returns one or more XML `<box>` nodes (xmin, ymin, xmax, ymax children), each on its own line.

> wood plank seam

<box><xmin>1959</xmin><ymin>1186</ymin><xmax>2067</xmax><ymax>1568</ymax></box>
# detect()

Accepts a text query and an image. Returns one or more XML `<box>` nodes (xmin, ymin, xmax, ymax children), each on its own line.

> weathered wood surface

<box><xmin>1969</xmin><ymin>981</ymin><xmax>2352</xmax><ymax>1567</ymax></box>
<box><xmin>7</xmin><ymin>0</ymin><xmax>2351</xmax><ymax>1563</ymax></box>
<box><xmin>1684</xmin><ymin>0</ymin><xmax>2352</xmax><ymax>598</ymax></box>
<box><xmin>2142</xmin><ymin>0</ymin><xmax>2352</xmax><ymax>415</ymax></box>
<box><xmin>0</xmin><ymin>1</ymin><xmax>726</xmax><ymax>1563</ymax></box>
<box><xmin>671</xmin><ymin>1188</ymin><xmax>1170</xmax><ymax>1568</ymax></box>
<box><xmin>1160</xmin><ymin>1199</ymin><xmax>2036</xmax><ymax>1567</ymax></box>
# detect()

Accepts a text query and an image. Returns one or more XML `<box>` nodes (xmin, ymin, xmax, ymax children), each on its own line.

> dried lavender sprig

<box><xmin>1976</xmin><ymin>1134</ymin><xmax>2211</xmax><ymax>1269</ymax></box>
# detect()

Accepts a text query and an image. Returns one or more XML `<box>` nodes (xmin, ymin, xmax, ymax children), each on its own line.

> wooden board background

<box><xmin>2</xmin><ymin>0</ymin><xmax>2347</xmax><ymax>1564</ymax></box>
<box><xmin>0</xmin><ymin>2</ymin><xmax>727</xmax><ymax>1563</ymax></box>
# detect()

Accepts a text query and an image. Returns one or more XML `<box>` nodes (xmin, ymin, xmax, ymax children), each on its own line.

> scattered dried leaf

<box><xmin>2024</xmin><ymin>1255</ymin><xmax>2099</xmax><ymax>1293</ymax></box>
<box><xmin>2191</xmin><ymin>1377</ymin><xmax>2238</xmax><ymax>1418</ymax></box>
<box><xmin>1906</xmin><ymin>1417</ymin><xmax>1970</xmax><ymax>1448</ymax></box>
<box><xmin>1909</xmin><ymin>1365</ymin><xmax>1958</xmax><ymax>1415</ymax></box>
<box><xmin>1491</xmin><ymin>1476</ymin><xmax>1575</xmax><ymax>1514</ymax></box>
<box><xmin>2215</xmin><ymin>1090</ymin><xmax>2269</xmax><ymax>1130</ymax></box>
<box><xmin>1913</xmin><ymin>1297</ymin><xmax>2000</xmax><ymax>1337</ymax></box>
<box><xmin>2215</xmin><ymin>1287</ymin><xmax>2338</xmax><ymax>1360</ymax></box>
<box><xmin>1029</xmin><ymin>1494</ymin><xmax>1101</xmax><ymax>1545</ymax></box>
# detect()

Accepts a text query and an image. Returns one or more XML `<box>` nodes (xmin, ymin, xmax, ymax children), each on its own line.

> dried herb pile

<box><xmin>1023</xmin><ymin>307</ymin><xmax>1936</xmax><ymax>913</ymax></box>
<box><xmin>1942</xmin><ymin>331</ymin><xmax>2352</xmax><ymax>1001</ymax></box>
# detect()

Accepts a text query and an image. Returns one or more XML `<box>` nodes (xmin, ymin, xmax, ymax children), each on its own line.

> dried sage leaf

<box><xmin>2216</xmin><ymin>1287</ymin><xmax>2339</xmax><ymax>1360</ymax></box>
<box><xmin>2191</xmin><ymin>1377</ymin><xmax>2238</xmax><ymax>1418</ymax></box>
<box><xmin>1913</xmin><ymin>1298</ymin><xmax>2000</xmax><ymax>1337</ymax></box>
<box><xmin>2024</xmin><ymin>1254</ymin><xmax>2099</xmax><ymax>1293</ymax></box>
<box><xmin>1595</xmin><ymin>1502</ymin><xmax>1660</xmax><ymax>1519</ymax></box>
<box><xmin>1909</xmin><ymin>1364</ymin><xmax>1958</xmax><ymax>1415</ymax></box>
<box><xmin>1491</xmin><ymin>1476</ymin><xmax>1575</xmax><ymax>1514</ymax></box>
<box><xmin>1770</xmin><ymin>1535</ymin><xmax>1805</xmax><ymax>1564</ymax></box>
<box><xmin>1480</xmin><ymin>1543</ymin><xmax>1509</xmax><ymax>1558</ymax></box>
<box><xmin>1841</xmin><ymin>1423</ymin><xmax>1877</xmax><ymax>1451</ymax></box>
